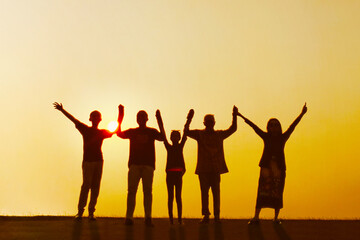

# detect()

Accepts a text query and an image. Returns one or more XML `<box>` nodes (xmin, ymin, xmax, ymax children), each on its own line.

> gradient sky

<box><xmin>1</xmin><ymin>0</ymin><xmax>359</xmax><ymax>219</ymax></box>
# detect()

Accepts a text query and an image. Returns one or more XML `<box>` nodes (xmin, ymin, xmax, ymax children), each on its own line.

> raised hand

<box><xmin>53</xmin><ymin>102</ymin><xmax>63</xmax><ymax>111</ymax></box>
<box><xmin>301</xmin><ymin>103</ymin><xmax>307</xmax><ymax>115</ymax></box>
<box><xmin>156</xmin><ymin>109</ymin><xmax>161</xmax><ymax>120</ymax></box>
<box><xmin>187</xmin><ymin>109</ymin><xmax>194</xmax><ymax>121</ymax></box>
<box><xmin>233</xmin><ymin>105</ymin><xmax>239</xmax><ymax>117</ymax></box>
<box><xmin>118</xmin><ymin>104</ymin><xmax>124</xmax><ymax>125</ymax></box>
<box><xmin>156</xmin><ymin>109</ymin><xmax>164</xmax><ymax>128</ymax></box>
<box><xmin>118</xmin><ymin>104</ymin><xmax>124</xmax><ymax>116</ymax></box>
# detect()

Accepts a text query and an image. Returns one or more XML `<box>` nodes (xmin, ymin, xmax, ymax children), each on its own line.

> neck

<box><xmin>205</xmin><ymin>127</ymin><xmax>214</xmax><ymax>132</ymax></box>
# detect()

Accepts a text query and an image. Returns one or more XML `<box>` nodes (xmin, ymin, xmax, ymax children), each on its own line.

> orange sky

<box><xmin>0</xmin><ymin>1</ymin><xmax>359</xmax><ymax>219</ymax></box>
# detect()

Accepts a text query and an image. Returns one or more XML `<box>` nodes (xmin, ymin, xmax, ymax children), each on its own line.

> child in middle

<box><xmin>156</xmin><ymin>109</ymin><xmax>194</xmax><ymax>224</ymax></box>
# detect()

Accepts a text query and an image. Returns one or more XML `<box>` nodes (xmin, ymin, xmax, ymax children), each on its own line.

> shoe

<box><xmin>214</xmin><ymin>215</ymin><xmax>221</xmax><ymax>224</ymax></box>
<box><xmin>248</xmin><ymin>218</ymin><xmax>260</xmax><ymax>225</ymax></box>
<box><xmin>273</xmin><ymin>219</ymin><xmax>282</xmax><ymax>224</ymax></box>
<box><xmin>178</xmin><ymin>218</ymin><xmax>183</xmax><ymax>225</ymax></box>
<box><xmin>124</xmin><ymin>218</ymin><xmax>134</xmax><ymax>226</ymax></box>
<box><xmin>145</xmin><ymin>218</ymin><xmax>154</xmax><ymax>227</ymax></box>
<box><xmin>74</xmin><ymin>211</ymin><xmax>83</xmax><ymax>220</ymax></box>
<box><xmin>89</xmin><ymin>214</ymin><xmax>96</xmax><ymax>221</ymax></box>
<box><xmin>199</xmin><ymin>215</ymin><xmax>210</xmax><ymax>224</ymax></box>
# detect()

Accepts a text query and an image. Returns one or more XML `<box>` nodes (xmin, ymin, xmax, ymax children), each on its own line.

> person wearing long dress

<box><xmin>238</xmin><ymin>103</ymin><xmax>307</xmax><ymax>224</ymax></box>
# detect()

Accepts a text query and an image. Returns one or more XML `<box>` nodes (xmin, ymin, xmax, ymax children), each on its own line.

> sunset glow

<box><xmin>0</xmin><ymin>1</ymin><xmax>359</xmax><ymax>219</ymax></box>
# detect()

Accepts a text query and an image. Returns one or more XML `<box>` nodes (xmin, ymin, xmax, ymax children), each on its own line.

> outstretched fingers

<box><xmin>53</xmin><ymin>102</ymin><xmax>63</xmax><ymax>110</ymax></box>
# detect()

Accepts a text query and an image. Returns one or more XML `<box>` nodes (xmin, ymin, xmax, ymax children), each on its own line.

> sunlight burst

<box><xmin>107</xmin><ymin>121</ymin><xmax>118</xmax><ymax>132</ymax></box>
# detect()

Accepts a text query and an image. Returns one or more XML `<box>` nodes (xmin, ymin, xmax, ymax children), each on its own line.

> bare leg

<box><xmin>274</xmin><ymin>208</ymin><xmax>280</xmax><ymax>220</ymax></box>
<box><xmin>254</xmin><ymin>208</ymin><xmax>261</xmax><ymax>219</ymax></box>
<box><xmin>248</xmin><ymin>208</ymin><xmax>261</xmax><ymax>224</ymax></box>
<box><xmin>166</xmin><ymin>175</ymin><xmax>174</xmax><ymax>224</ymax></box>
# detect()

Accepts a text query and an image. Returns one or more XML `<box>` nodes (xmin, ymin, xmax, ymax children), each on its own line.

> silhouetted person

<box><xmin>117</xmin><ymin>105</ymin><xmax>164</xmax><ymax>227</ymax></box>
<box><xmin>238</xmin><ymin>103</ymin><xmax>307</xmax><ymax>224</ymax></box>
<box><xmin>184</xmin><ymin>106</ymin><xmax>238</xmax><ymax>223</ymax></box>
<box><xmin>53</xmin><ymin>102</ymin><xmax>115</xmax><ymax>220</ymax></box>
<box><xmin>156</xmin><ymin>109</ymin><xmax>194</xmax><ymax>224</ymax></box>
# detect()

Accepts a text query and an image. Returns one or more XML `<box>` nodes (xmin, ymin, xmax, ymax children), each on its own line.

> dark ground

<box><xmin>0</xmin><ymin>216</ymin><xmax>359</xmax><ymax>240</ymax></box>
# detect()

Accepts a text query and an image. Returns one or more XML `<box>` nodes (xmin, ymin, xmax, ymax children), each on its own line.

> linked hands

<box><xmin>118</xmin><ymin>104</ymin><xmax>124</xmax><ymax>114</ymax></box>
<box><xmin>118</xmin><ymin>104</ymin><xmax>124</xmax><ymax>124</ymax></box>
<box><xmin>184</xmin><ymin>109</ymin><xmax>194</xmax><ymax>129</ymax></box>
<box><xmin>156</xmin><ymin>109</ymin><xmax>164</xmax><ymax>129</ymax></box>
<box><xmin>187</xmin><ymin>109</ymin><xmax>194</xmax><ymax>121</ymax></box>
<box><xmin>232</xmin><ymin>105</ymin><xmax>239</xmax><ymax>117</ymax></box>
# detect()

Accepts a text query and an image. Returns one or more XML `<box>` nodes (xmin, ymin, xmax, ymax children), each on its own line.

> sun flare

<box><xmin>107</xmin><ymin>121</ymin><xmax>118</xmax><ymax>132</ymax></box>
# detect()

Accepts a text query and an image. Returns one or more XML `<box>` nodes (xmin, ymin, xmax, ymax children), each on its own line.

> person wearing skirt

<box><xmin>238</xmin><ymin>103</ymin><xmax>307</xmax><ymax>224</ymax></box>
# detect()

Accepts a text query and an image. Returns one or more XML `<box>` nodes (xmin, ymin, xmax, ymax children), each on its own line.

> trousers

<box><xmin>198</xmin><ymin>173</ymin><xmax>221</xmax><ymax>216</ymax></box>
<box><xmin>78</xmin><ymin>161</ymin><xmax>103</xmax><ymax>213</ymax></box>
<box><xmin>126</xmin><ymin>165</ymin><xmax>154</xmax><ymax>219</ymax></box>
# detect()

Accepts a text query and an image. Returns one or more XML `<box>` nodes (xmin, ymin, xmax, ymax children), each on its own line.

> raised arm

<box><xmin>283</xmin><ymin>103</ymin><xmax>307</xmax><ymax>140</ymax></box>
<box><xmin>237</xmin><ymin>112</ymin><xmax>266</xmax><ymax>138</ymax></box>
<box><xmin>184</xmin><ymin>109</ymin><xmax>199</xmax><ymax>139</ymax></box>
<box><xmin>53</xmin><ymin>102</ymin><xmax>81</xmax><ymax>125</ymax></box>
<box><xmin>180</xmin><ymin>109</ymin><xmax>194</xmax><ymax>145</ymax></box>
<box><xmin>116</xmin><ymin>104</ymin><xmax>126</xmax><ymax>138</ymax></box>
<box><xmin>221</xmin><ymin>105</ymin><xmax>238</xmax><ymax>139</ymax></box>
<box><xmin>156</xmin><ymin>110</ymin><xmax>169</xmax><ymax>146</ymax></box>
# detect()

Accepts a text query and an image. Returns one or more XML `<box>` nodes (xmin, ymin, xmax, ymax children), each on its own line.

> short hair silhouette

<box><xmin>170</xmin><ymin>130</ymin><xmax>181</xmax><ymax>143</ymax></box>
<box><xmin>136</xmin><ymin>110</ymin><xmax>148</xmax><ymax>126</ymax></box>
<box><xmin>90</xmin><ymin>111</ymin><xmax>102</xmax><ymax>122</ymax></box>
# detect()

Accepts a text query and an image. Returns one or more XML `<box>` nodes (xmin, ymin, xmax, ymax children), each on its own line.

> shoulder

<box><xmin>188</xmin><ymin>129</ymin><xmax>202</xmax><ymax>134</ymax></box>
<box><xmin>146</xmin><ymin>127</ymin><xmax>161</xmax><ymax>134</ymax></box>
<box><xmin>100</xmin><ymin>129</ymin><xmax>113</xmax><ymax>137</ymax></box>
<box><xmin>75</xmin><ymin>122</ymin><xmax>88</xmax><ymax>131</ymax></box>
<box><xmin>187</xmin><ymin>129</ymin><xmax>202</xmax><ymax>139</ymax></box>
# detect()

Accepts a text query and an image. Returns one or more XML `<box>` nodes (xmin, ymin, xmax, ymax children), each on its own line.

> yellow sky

<box><xmin>1</xmin><ymin>0</ymin><xmax>359</xmax><ymax>219</ymax></box>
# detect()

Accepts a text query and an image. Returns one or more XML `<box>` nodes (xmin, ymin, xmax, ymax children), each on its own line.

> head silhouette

<box><xmin>203</xmin><ymin>114</ymin><xmax>215</xmax><ymax>130</ymax></box>
<box><xmin>170</xmin><ymin>130</ymin><xmax>181</xmax><ymax>144</ymax></box>
<box><xmin>267</xmin><ymin>118</ymin><xmax>282</xmax><ymax>135</ymax></box>
<box><xmin>137</xmin><ymin>110</ymin><xmax>148</xmax><ymax>127</ymax></box>
<box><xmin>89</xmin><ymin>110</ymin><xmax>102</xmax><ymax>127</ymax></box>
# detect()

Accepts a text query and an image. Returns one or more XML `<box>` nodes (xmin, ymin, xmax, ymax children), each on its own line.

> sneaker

<box><xmin>248</xmin><ymin>218</ymin><xmax>260</xmax><ymax>225</ymax></box>
<box><xmin>89</xmin><ymin>214</ymin><xmax>96</xmax><ymax>221</ymax></box>
<box><xmin>199</xmin><ymin>215</ymin><xmax>210</xmax><ymax>224</ymax></box>
<box><xmin>124</xmin><ymin>218</ymin><xmax>134</xmax><ymax>226</ymax></box>
<box><xmin>145</xmin><ymin>218</ymin><xmax>154</xmax><ymax>227</ymax></box>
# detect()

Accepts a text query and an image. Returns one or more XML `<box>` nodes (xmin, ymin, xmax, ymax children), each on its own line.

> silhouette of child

<box><xmin>53</xmin><ymin>102</ymin><xmax>116</xmax><ymax>220</ymax></box>
<box><xmin>156</xmin><ymin>109</ymin><xmax>194</xmax><ymax>224</ymax></box>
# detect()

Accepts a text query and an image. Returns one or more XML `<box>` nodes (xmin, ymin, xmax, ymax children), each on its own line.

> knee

<box><xmin>81</xmin><ymin>182</ymin><xmax>91</xmax><ymax>190</ymax></box>
<box><xmin>143</xmin><ymin>188</ymin><xmax>153</xmax><ymax>196</ymax></box>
